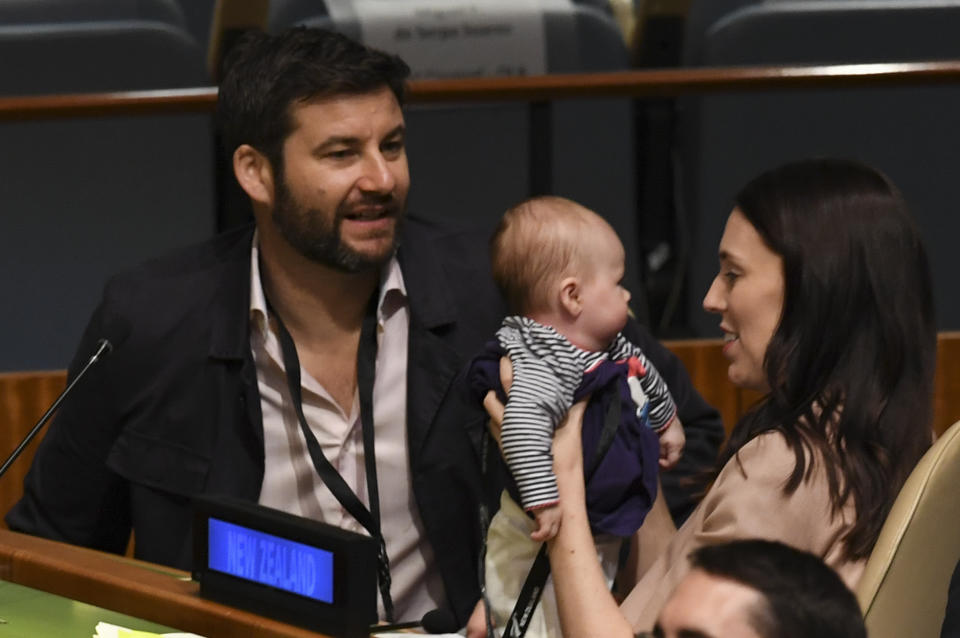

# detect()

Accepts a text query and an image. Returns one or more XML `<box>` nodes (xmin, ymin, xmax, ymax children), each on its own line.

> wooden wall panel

<box><xmin>0</xmin><ymin>370</ymin><xmax>65</xmax><ymax>529</ymax></box>
<box><xmin>660</xmin><ymin>338</ymin><xmax>741</xmax><ymax>434</ymax></box>
<box><xmin>666</xmin><ymin>333</ymin><xmax>960</xmax><ymax>438</ymax></box>
<box><xmin>934</xmin><ymin>332</ymin><xmax>960</xmax><ymax>435</ymax></box>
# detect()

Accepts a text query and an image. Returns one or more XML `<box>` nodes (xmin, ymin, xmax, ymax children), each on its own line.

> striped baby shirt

<box><xmin>497</xmin><ymin>315</ymin><xmax>677</xmax><ymax>512</ymax></box>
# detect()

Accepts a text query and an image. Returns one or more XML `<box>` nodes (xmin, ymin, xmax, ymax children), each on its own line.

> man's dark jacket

<box><xmin>6</xmin><ymin>218</ymin><xmax>722</xmax><ymax>624</ymax></box>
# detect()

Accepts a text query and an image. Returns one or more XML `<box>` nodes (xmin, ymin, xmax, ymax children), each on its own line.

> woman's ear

<box><xmin>559</xmin><ymin>276</ymin><xmax>583</xmax><ymax>318</ymax></box>
<box><xmin>233</xmin><ymin>144</ymin><xmax>275</xmax><ymax>208</ymax></box>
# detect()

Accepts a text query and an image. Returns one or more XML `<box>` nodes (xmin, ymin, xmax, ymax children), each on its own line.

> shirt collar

<box><xmin>249</xmin><ymin>232</ymin><xmax>269</xmax><ymax>338</ymax></box>
<box><xmin>378</xmin><ymin>252</ymin><xmax>407</xmax><ymax>323</ymax></box>
<box><xmin>249</xmin><ymin>231</ymin><xmax>407</xmax><ymax>337</ymax></box>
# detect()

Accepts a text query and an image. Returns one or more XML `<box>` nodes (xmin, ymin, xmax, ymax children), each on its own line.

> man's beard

<box><xmin>272</xmin><ymin>177</ymin><xmax>403</xmax><ymax>273</ymax></box>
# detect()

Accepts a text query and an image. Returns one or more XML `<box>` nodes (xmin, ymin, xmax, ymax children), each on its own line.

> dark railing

<box><xmin>5</xmin><ymin>61</ymin><xmax>959</xmax><ymax>198</ymax></box>
<box><xmin>3</xmin><ymin>61</ymin><xmax>960</xmax><ymax>121</ymax></box>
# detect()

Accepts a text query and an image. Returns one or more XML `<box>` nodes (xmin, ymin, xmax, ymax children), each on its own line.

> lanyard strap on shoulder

<box><xmin>270</xmin><ymin>290</ymin><xmax>395</xmax><ymax>621</ymax></box>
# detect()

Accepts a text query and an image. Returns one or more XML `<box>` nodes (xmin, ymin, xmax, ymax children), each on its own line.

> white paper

<box><xmin>333</xmin><ymin>0</ymin><xmax>573</xmax><ymax>78</ymax></box>
<box><xmin>93</xmin><ymin>621</ymin><xmax>206</xmax><ymax>638</ymax></box>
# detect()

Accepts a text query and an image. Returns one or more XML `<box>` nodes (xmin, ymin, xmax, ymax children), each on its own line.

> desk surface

<box><xmin>0</xmin><ymin>580</ymin><xmax>180</xmax><ymax>637</ymax></box>
<box><xmin>0</xmin><ymin>529</ymin><xmax>329</xmax><ymax>637</ymax></box>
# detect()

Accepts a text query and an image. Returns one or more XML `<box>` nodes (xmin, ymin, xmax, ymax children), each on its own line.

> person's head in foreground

<box><xmin>491</xmin><ymin>195</ymin><xmax>631</xmax><ymax>351</ymax></box>
<box><xmin>217</xmin><ymin>26</ymin><xmax>411</xmax><ymax>274</ymax></box>
<box><xmin>650</xmin><ymin>539</ymin><xmax>867</xmax><ymax>638</ymax></box>
<box><xmin>703</xmin><ymin>157</ymin><xmax>936</xmax><ymax>561</ymax></box>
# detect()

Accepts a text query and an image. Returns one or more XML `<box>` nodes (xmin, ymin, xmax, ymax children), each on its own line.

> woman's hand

<box><xmin>482</xmin><ymin>356</ymin><xmax>513</xmax><ymax>448</ymax></box>
<box><xmin>475</xmin><ymin>357</ymin><xmax>512</xmax><ymax>638</ymax></box>
<box><xmin>552</xmin><ymin>399</ymin><xmax>587</xmax><ymax>484</ymax></box>
<box><xmin>547</xmin><ymin>400</ymin><xmax>634</xmax><ymax>638</ymax></box>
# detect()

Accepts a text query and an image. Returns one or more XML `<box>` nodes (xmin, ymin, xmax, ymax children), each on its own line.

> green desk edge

<box><xmin>0</xmin><ymin>580</ymin><xmax>182</xmax><ymax>637</ymax></box>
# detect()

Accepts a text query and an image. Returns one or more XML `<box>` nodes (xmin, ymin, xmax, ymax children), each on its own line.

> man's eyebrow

<box><xmin>312</xmin><ymin>125</ymin><xmax>405</xmax><ymax>154</ymax></box>
<box><xmin>383</xmin><ymin>124</ymin><xmax>405</xmax><ymax>139</ymax></box>
<box><xmin>677</xmin><ymin>630</ymin><xmax>714</xmax><ymax>638</ymax></box>
<box><xmin>313</xmin><ymin>136</ymin><xmax>360</xmax><ymax>154</ymax></box>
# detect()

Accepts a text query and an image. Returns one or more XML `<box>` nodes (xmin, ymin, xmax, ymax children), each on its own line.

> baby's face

<box><xmin>576</xmin><ymin>225</ymin><xmax>631</xmax><ymax>350</ymax></box>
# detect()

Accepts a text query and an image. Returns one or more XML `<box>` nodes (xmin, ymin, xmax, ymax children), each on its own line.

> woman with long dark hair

<box><xmin>531</xmin><ymin>158</ymin><xmax>936</xmax><ymax>636</ymax></box>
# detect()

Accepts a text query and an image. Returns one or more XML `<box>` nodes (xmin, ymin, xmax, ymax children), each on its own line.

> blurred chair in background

<box><xmin>0</xmin><ymin>0</ymin><xmax>215</xmax><ymax>371</ymax></box>
<box><xmin>677</xmin><ymin>0</ymin><xmax>960</xmax><ymax>336</ymax></box>
<box><xmin>629</xmin><ymin>0</ymin><xmax>691</xmax><ymax>336</ymax></box>
<box><xmin>0</xmin><ymin>0</ymin><xmax>186</xmax><ymax>29</ymax></box>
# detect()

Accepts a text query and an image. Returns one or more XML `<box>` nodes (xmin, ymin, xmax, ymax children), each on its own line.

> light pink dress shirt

<box><xmin>249</xmin><ymin>238</ymin><xmax>446</xmax><ymax>622</ymax></box>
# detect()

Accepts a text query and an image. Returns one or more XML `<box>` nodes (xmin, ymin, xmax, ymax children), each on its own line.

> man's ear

<box><xmin>558</xmin><ymin>276</ymin><xmax>583</xmax><ymax>318</ymax></box>
<box><xmin>233</xmin><ymin>144</ymin><xmax>275</xmax><ymax>207</ymax></box>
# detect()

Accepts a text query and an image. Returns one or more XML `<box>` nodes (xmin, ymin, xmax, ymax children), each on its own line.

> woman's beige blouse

<box><xmin>621</xmin><ymin>431</ymin><xmax>865</xmax><ymax>632</ymax></box>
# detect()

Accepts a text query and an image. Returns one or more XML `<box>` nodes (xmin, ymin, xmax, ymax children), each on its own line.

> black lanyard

<box><xmin>485</xmin><ymin>385</ymin><xmax>623</xmax><ymax>638</ymax></box>
<box><xmin>268</xmin><ymin>289</ymin><xmax>395</xmax><ymax>621</ymax></box>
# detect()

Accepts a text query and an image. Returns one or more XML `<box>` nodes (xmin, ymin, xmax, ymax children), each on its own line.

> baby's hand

<box><xmin>658</xmin><ymin>416</ymin><xmax>686</xmax><ymax>470</ymax></box>
<box><xmin>530</xmin><ymin>503</ymin><xmax>562</xmax><ymax>542</ymax></box>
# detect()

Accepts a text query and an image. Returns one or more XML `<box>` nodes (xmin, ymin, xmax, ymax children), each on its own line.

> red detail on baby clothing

<box><xmin>626</xmin><ymin>356</ymin><xmax>647</xmax><ymax>378</ymax></box>
<box><xmin>525</xmin><ymin>500</ymin><xmax>560</xmax><ymax>512</ymax></box>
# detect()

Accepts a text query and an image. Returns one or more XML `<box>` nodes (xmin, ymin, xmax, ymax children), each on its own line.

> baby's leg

<box><xmin>485</xmin><ymin>492</ymin><xmax>549</xmax><ymax>637</ymax></box>
<box><xmin>486</xmin><ymin>491</ymin><xmax>621</xmax><ymax>638</ymax></box>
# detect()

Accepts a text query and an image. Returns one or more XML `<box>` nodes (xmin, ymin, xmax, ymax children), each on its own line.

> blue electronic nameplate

<box><xmin>207</xmin><ymin>517</ymin><xmax>334</xmax><ymax>603</ymax></box>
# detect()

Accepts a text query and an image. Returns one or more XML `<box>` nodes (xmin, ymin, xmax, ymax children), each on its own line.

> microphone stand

<box><xmin>369</xmin><ymin>608</ymin><xmax>458</xmax><ymax>634</ymax></box>
<box><xmin>0</xmin><ymin>339</ymin><xmax>112</xmax><ymax>480</ymax></box>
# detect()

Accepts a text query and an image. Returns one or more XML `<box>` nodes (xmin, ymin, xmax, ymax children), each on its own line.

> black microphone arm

<box><xmin>0</xmin><ymin>338</ymin><xmax>113</xmax><ymax>479</ymax></box>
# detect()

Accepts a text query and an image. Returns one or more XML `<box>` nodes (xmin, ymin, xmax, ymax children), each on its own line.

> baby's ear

<box><xmin>558</xmin><ymin>276</ymin><xmax>583</xmax><ymax>318</ymax></box>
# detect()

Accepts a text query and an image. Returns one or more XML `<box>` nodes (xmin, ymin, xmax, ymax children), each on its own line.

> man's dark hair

<box><xmin>216</xmin><ymin>27</ymin><xmax>410</xmax><ymax>176</ymax></box>
<box><xmin>689</xmin><ymin>540</ymin><xmax>866</xmax><ymax>638</ymax></box>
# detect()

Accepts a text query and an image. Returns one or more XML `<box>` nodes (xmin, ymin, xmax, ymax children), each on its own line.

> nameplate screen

<box><xmin>206</xmin><ymin>517</ymin><xmax>335</xmax><ymax>603</ymax></box>
<box><xmin>193</xmin><ymin>495</ymin><xmax>377</xmax><ymax>638</ymax></box>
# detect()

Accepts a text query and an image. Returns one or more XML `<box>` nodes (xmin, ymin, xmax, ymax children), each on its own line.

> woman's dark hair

<box><xmin>216</xmin><ymin>27</ymin><xmax>410</xmax><ymax>178</ymax></box>
<box><xmin>718</xmin><ymin>158</ymin><xmax>936</xmax><ymax>560</ymax></box>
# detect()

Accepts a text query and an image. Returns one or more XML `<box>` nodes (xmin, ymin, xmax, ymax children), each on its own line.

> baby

<box><xmin>469</xmin><ymin>196</ymin><xmax>684</xmax><ymax>636</ymax></box>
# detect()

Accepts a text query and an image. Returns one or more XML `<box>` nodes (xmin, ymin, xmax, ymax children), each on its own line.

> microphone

<box><xmin>0</xmin><ymin>338</ymin><xmax>113</xmax><ymax>479</ymax></box>
<box><xmin>369</xmin><ymin>607</ymin><xmax>458</xmax><ymax>634</ymax></box>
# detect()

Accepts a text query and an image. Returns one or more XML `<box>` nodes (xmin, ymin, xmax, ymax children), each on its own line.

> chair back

<box><xmin>856</xmin><ymin>420</ymin><xmax>960</xmax><ymax>638</ymax></box>
<box><xmin>676</xmin><ymin>0</ymin><xmax>960</xmax><ymax>336</ymax></box>
<box><xmin>0</xmin><ymin>0</ymin><xmax>186</xmax><ymax>26</ymax></box>
<box><xmin>0</xmin><ymin>8</ymin><xmax>213</xmax><ymax>370</ymax></box>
